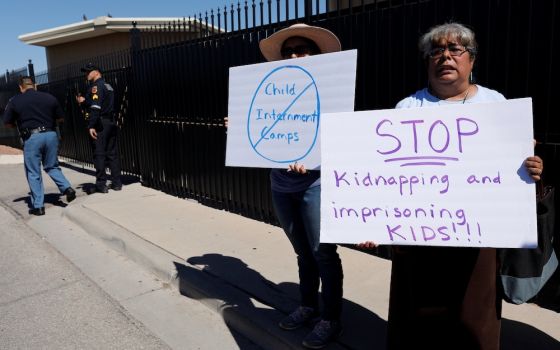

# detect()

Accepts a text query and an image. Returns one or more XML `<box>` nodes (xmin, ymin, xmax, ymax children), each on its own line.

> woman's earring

<box><xmin>469</xmin><ymin>71</ymin><xmax>473</xmax><ymax>83</ymax></box>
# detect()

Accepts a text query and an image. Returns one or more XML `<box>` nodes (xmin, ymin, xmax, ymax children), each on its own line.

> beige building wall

<box><xmin>46</xmin><ymin>33</ymin><xmax>130</xmax><ymax>70</ymax></box>
<box><xmin>45</xmin><ymin>31</ymin><xmax>199</xmax><ymax>70</ymax></box>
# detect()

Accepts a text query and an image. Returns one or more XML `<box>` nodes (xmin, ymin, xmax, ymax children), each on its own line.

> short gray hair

<box><xmin>419</xmin><ymin>22</ymin><xmax>478</xmax><ymax>59</ymax></box>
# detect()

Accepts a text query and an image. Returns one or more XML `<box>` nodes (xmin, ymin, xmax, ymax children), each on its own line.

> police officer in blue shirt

<box><xmin>3</xmin><ymin>76</ymin><xmax>76</xmax><ymax>215</ymax></box>
<box><xmin>76</xmin><ymin>63</ymin><xmax>122</xmax><ymax>193</ymax></box>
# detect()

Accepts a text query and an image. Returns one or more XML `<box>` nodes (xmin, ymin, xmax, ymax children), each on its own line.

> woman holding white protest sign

<box><xmin>257</xmin><ymin>24</ymin><xmax>345</xmax><ymax>349</ymax></box>
<box><xmin>378</xmin><ymin>22</ymin><xmax>544</xmax><ymax>350</ymax></box>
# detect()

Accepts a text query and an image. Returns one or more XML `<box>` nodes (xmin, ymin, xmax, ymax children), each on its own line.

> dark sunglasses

<box><xmin>280</xmin><ymin>45</ymin><xmax>314</xmax><ymax>58</ymax></box>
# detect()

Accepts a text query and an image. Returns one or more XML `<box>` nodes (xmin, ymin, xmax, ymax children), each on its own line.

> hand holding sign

<box><xmin>524</xmin><ymin>155</ymin><xmax>543</xmax><ymax>181</ymax></box>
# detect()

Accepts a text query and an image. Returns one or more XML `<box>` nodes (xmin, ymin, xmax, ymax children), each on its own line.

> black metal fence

<box><xmin>3</xmin><ymin>0</ymin><xmax>560</xmax><ymax>224</ymax></box>
<box><xmin>129</xmin><ymin>0</ymin><xmax>560</xmax><ymax>222</ymax></box>
<box><xmin>0</xmin><ymin>64</ymin><xmax>35</xmax><ymax>148</ymax></box>
<box><xmin>34</xmin><ymin>50</ymin><xmax>133</xmax><ymax>173</ymax></box>
<box><xmin>0</xmin><ymin>65</ymin><xmax>29</xmax><ymax>115</ymax></box>
<box><xmin>0</xmin><ymin>66</ymin><xmax>28</xmax><ymax>85</ymax></box>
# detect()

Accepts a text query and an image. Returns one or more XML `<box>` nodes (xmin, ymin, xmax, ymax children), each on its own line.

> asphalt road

<box><xmin>0</xmin><ymin>159</ymin><xmax>260</xmax><ymax>350</ymax></box>
<box><xmin>0</xmin><ymin>203</ymin><xmax>170</xmax><ymax>350</ymax></box>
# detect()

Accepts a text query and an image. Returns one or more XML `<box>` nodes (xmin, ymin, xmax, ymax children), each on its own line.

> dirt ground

<box><xmin>0</xmin><ymin>145</ymin><xmax>23</xmax><ymax>155</ymax></box>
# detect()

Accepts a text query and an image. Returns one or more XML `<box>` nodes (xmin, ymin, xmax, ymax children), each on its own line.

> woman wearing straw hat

<box><xmin>259</xmin><ymin>23</ymin><xmax>344</xmax><ymax>349</ymax></box>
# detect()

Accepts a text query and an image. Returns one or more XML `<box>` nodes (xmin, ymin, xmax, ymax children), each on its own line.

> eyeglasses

<box><xmin>428</xmin><ymin>44</ymin><xmax>472</xmax><ymax>59</ymax></box>
<box><xmin>280</xmin><ymin>45</ymin><xmax>314</xmax><ymax>58</ymax></box>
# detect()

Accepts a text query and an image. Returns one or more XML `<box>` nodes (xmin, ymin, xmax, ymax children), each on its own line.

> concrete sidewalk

<box><xmin>1</xmin><ymin>156</ymin><xmax>559</xmax><ymax>349</ymax></box>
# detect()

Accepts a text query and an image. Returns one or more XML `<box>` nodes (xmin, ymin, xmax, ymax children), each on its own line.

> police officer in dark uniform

<box><xmin>3</xmin><ymin>76</ymin><xmax>76</xmax><ymax>215</ymax></box>
<box><xmin>76</xmin><ymin>63</ymin><xmax>122</xmax><ymax>193</ymax></box>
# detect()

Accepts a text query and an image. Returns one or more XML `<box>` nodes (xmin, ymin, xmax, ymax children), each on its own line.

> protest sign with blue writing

<box><xmin>226</xmin><ymin>50</ymin><xmax>357</xmax><ymax>169</ymax></box>
<box><xmin>320</xmin><ymin>98</ymin><xmax>538</xmax><ymax>248</ymax></box>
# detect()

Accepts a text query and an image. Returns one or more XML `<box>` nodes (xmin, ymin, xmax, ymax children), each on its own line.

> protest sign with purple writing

<box><xmin>320</xmin><ymin>98</ymin><xmax>537</xmax><ymax>248</ymax></box>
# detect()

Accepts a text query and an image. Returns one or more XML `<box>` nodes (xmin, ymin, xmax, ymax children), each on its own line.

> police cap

<box><xmin>81</xmin><ymin>63</ymin><xmax>102</xmax><ymax>74</ymax></box>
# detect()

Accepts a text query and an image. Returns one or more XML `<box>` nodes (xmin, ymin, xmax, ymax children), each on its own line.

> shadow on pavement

<box><xmin>61</xmin><ymin>161</ymin><xmax>139</xmax><ymax>186</ymax></box>
<box><xmin>60</xmin><ymin>161</ymin><xmax>96</xmax><ymax>176</ymax></box>
<box><xmin>76</xmin><ymin>174</ymin><xmax>140</xmax><ymax>195</ymax></box>
<box><xmin>174</xmin><ymin>259</ymin><xmax>285</xmax><ymax>350</ymax></box>
<box><xmin>177</xmin><ymin>253</ymin><xmax>387</xmax><ymax>349</ymax></box>
<box><xmin>13</xmin><ymin>193</ymin><xmax>68</xmax><ymax>209</ymax></box>
<box><xmin>501</xmin><ymin>318</ymin><xmax>560</xmax><ymax>350</ymax></box>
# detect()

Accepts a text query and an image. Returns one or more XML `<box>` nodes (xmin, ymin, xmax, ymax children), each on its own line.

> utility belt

<box><xmin>20</xmin><ymin>126</ymin><xmax>53</xmax><ymax>141</ymax></box>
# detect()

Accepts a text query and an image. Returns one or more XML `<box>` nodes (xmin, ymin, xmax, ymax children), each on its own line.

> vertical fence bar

<box><xmin>205</xmin><ymin>11</ymin><xmax>209</xmax><ymax>37</ymax></box>
<box><xmin>503</xmin><ymin>1</ymin><xmax>512</xmax><ymax>97</ymax></box>
<box><xmin>244</xmin><ymin>1</ymin><xmax>249</xmax><ymax>30</ymax></box>
<box><xmin>217</xmin><ymin>8</ymin><xmax>221</xmax><ymax>36</ymax></box>
<box><xmin>27</xmin><ymin>60</ymin><xmax>35</xmax><ymax>82</ymax></box>
<box><xmin>305</xmin><ymin>0</ymin><xmax>312</xmax><ymax>21</ymax></box>
<box><xmin>260</xmin><ymin>0</ymin><xmax>264</xmax><ymax>27</ymax></box>
<box><xmin>545</xmin><ymin>0</ymin><xmax>557</xmax><ymax>144</ymax></box>
<box><xmin>237</xmin><ymin>2</ymin><xmax>242</xmax><ymax>31</ymax></box>
<box><xmin>211</xmin><ymin>9</ymin><xmax>215</xmax><ymax>35</ymax></box>
<box><xmin>252</xmin><ymin>0</ymin><xmax>257</xmax><ymax>28</ymax></box>
<box><xmin>199</xmin><ymin>13</ymin><xmax>203</xmax><ymax>39</ymax></box>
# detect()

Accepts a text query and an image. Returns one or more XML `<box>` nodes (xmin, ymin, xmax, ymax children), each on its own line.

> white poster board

<box><xmin>226</xmin><ymin>50</ymin><xmax>357</xmax><ymax>169</ymax></box>
<box><xmin>320</xmin><ymin>98</ymin><xmax>538</xmax><ymax>248</ymax></box>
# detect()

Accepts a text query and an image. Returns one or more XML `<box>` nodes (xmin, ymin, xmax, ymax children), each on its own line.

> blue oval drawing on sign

<box><xmin>247</xmin><ymin>65</ymin><xmax>320</xmax><ymax>163</ymax></box>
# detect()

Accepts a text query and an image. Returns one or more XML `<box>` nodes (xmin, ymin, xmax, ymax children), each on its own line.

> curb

<box><xmin>0</xmin><ymin>154</ymin><xmax>24</xmax><ymax>165</ymax></box>
<box><xmin>63</xmin><ymin>201</ymin><xmax>343</xmax><ymax>349</ymax></box>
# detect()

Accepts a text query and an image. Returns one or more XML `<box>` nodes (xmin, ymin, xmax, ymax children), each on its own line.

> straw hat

<box><xmin>259</xmin><ymin>23</ymin><xmax>341</xmax><ymax>61</ymax></box>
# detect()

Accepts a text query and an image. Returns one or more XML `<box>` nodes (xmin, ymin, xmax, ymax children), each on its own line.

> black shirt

<box><xmin>2</xmin><ymin>89</ymin><xmax>63</xmax><ymax>130</ymax></box>
<box><xmin>84</xmin><ymin>78</ymin><xmax>114</xmax><ymax>128</ymax></box>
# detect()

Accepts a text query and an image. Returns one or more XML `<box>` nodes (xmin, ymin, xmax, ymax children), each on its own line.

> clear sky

<box><xmin>0</xmin><ymin>0</ymin><xmax>259</xmax><ymax>73</ymax></box>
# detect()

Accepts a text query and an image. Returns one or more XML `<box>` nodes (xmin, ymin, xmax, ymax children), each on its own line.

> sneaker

<box><xmin>64</xmin><ymin>187</ymin><xmax>76</xmax><ymax>202</ymax></box>
<box><xmin>302</xmin><ymin>320</ymin><xmax>343</xmax><ymax>349</ymax></box>
<box><xmin>279</xmin><ymin>306</ymin><xmax>318</xmax><ymax>330</ymax></box>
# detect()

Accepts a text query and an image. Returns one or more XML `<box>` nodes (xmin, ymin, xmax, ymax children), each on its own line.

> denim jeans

<box><xmin>23</xmin><ymin>131</ymin><xmax>71</xmax><ymax>208</ymax></box>
<box><xmin>271</xmin><ymin>185</ymin><xmax>343</xmax><ymax>321</ymax></box>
